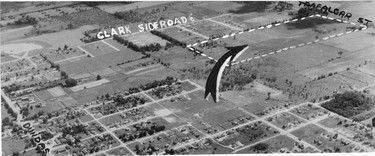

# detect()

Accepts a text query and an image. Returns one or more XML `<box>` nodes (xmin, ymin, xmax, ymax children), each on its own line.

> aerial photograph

<box><xmin>1</xmin><ymin>1</ymin><xmax>375</xmax><ymax>156</ymax></box>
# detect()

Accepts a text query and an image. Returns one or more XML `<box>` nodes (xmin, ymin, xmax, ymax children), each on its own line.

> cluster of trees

<box><xmin>150</xmin><ymin>85</ymin><xmax>181</xmax><ymax>99</ymax></box>
<box><xmin>118</xmin><ymin>123</ymin><xmax>166</xmax><ymax>143</ymax></box>
<box><xmin>2</xmin><ymin>97</ymin><xmax>18</xmax><ymax>119</ymax></box>
<box><xmin>65</xmin><ymin>78</ymin><xmax>78</xmax><ymax>87</ymax></box>
<box><xmin>61</xmin><ymin>124</ymin><xmax>88</xmax><ymax>138</ymax></box>
<box><xmin>14</xmin><ymin>16</ymin><xmax>37</xmax><ymax>25</ymax></box>
<box><xmin>113</xmin><ymin>35</ymin><xmax>163</xmax><ymax>52</ymax></box>
<box><xmin>150</xmin><ymin>31</ymin><xmax>187</xmax><ymax>47</ymax></box>
<box><xmin>139</xmin><ymin>76</ymin><xmax>177</xmax><ymax>90</ymax></box>
<box><xmin>113</xmin><ymin>95</ymin><xmax>147</xmax><ymax>108</ymax></box>
<box><xmin>322</xmin><ymin>91</ymin><xmax>375</xmax><ymax>117</ymax></box>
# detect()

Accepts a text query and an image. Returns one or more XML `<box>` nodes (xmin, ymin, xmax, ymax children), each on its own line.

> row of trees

<box><xmin>113</xmin><ymin>35</ymin><xmax>163</xmax><ymax>52</ymax></box>
<box><xmin>150</xmin><ymin>30</ymin><xmax>187</xmax><ymax>47</ymax></box>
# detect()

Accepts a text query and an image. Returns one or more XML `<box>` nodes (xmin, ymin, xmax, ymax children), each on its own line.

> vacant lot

<box><xmin>161</xmin><ymin>27</ymin><xmax>206</xmax><ymax>44</ymax></box>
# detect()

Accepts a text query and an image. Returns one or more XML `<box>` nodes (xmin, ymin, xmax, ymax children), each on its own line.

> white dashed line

<box><xmin>201</xmin><ymin>54</ymin><xmax>206</xmax><ymax>56</ymax></box>
<box><xmin>322</xmin><ymin>37</ymin><xmax>329</xmax><ymax>40</ymax></box>
<box><xmin>328</xmin><ymin>17</ymin><xmax>334</xmax><ymax>20</ymax></box>
<box><xmin>306</xmin><ymin>42</ymin><xmax>312</xmax><ymax>45</ymax></box>
<box><xmin>230</xmin><ymin>33</ymin><xmax>235</xmax><ymax>36</ymax></box>
<box><xmin>298</xmin><ymin>43</ymin><xmax>305</xmax><ymax>46</ymax></box>
<box><xmin>322</xmin><ymin>16</ymin><xmax>328</xmax><ymax>19</ymax></box>
<box><xmin>329</xmin><ymin>35</ymin><xmax>336</xmax><ymax>38</ymax></box>
<box><xmin>301</xmin><ymin>17</ymin><xmax>306</xmax><ymax>20</ymax></box>
<box><xmin>275</xmin><ymin>23</ymin><xmax>281</xmax><ymax>26</ymax></box>
<box><xmin>346</xmin><ymin>31</ymin><xmax>352</xmax><ymax>34</ymax></box>
<box><xmin>249</xmin><ymin>29</ymin><xmax>255</xmax><ymax>32</ymax></box>
<box><xmin>208</xmin><ymin>57</ymin><xmax>213</xmax><ymax>59</ymax></box>
<box><xmin>314</xmin><ymin>39</ymin><xmax>320</xmax><ymax>43</ymax></box>
<box><xmin>261</xmin><ymin>54</ymin><xmax>267</xmax><ymax>57</ymax></box>
<box><xmin>266</xmin><ymin>25</ymin><xmax>272</xmax><ymax>28</ymax></box>
<box><xmin>282</xmin><ymin>47</ymin><xmax>289</xmax><ymax>51</ymax></box>
<box><xmin>289</xmin><ymin>46</ymin><xmax>296</xmax><ymax>49</ymax></box>
<box><xmin>362</xmin><ymin>27</ymin><xmax>368</xmax><ymax>30</ymax></box>
<box><xmin>354</xmin><ymin>29</ymin><xmax>359</xmax><ymax>32</ymax></box>
<box><xmin>222</xmin><ymin>35</ymin><xmax>229</xmax><ymax>38</ymax></box>
<box><xmin>337</xmin><ymin>33</ymin><xmax>343</xmax><ymax>36</ymax></box>
<box><xmin>343</xmin><ymin>21</ymin><xmax>349</xmax><ymax>23</ymax></box>
<box><xmin>213</xmin><ymin>38</ymin><xmax>219</xmax><ymax>41</ymax></box>
<box><xmin>188</xmin><ymin>47</ymin><xmax>194</xmax><ymax>51</ymax></box>
<box><xmin>258</xmin><ymin>26</ymin><xmax>265</xmax><ymax>30</ymax></box>
<box><xmin>268</xmin><ymin>52</ymin><xmax>275</xmax><ymax>55</ymax></box>
<box><xmin>201</xmin><ymin>40</ymin><xmax>208</xmax><ymax>44</ymax></box>
<box><xmin>240</xmin><ymin>60</ymin><xmax>246</xmax><ymax>63</ymax></box>
<box><xmin>350</xmin><ymin>22</ymin><xmax>357</xmax><ymax>25</ymax></box>
<box><xmin>192</xmin><ymin>43</ymin><xmax>198</xmax><ymax>46</ymax></box>
<box><xmin>186</xmin><ymin>44</ymin><xmax>191</xmax><ymax>47</ymax></box>
<box><xmin>247</xmin><ymin>58</ymin><xmax>253</xmax><ymax>61</ymax></box>
<box><xmin>254</xmin><ymin>56</ymin><xmax>260</xmax><ymax>59</ymax></box>
<box><xmin>336</xmin><ymin>19</ymin><xmax>342</xmax><ymax>22</ymax></box>
<box><xmin>238</xmin><ymin>31</ymin><xmax>244</xmax><ymax>34</ymax></box>
<box><xmin>315</xmin><ymin>14</ymin><xmax>321</xmax><ymax>17</ymax></box>
<box><xmin>276</xmin><ymin>50</ymin><xmax>282</xmax><ymax>53</ymax></box>
<box><xmin>284</xmin><ymin>21</ymin><xmax>290</xmax><ymax>24</ymax></box>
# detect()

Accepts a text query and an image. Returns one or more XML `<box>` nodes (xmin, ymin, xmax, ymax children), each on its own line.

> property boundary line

<box><xmin>185</xmin><ymin>14</ymin><xmax>368</xmax><ymax>66</ymax></box>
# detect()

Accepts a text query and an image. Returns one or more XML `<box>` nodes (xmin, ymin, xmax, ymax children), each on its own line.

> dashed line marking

<box><xmin>186</xmin><ymin>14</ymin><xmax>365</xmax><ymax>66</ymax></box>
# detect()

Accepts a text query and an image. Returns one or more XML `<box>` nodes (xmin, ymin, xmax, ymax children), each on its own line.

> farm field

<box><xmin>161</xmin><ymin>27</ymin><xmax>206</xmax><ymax>44</ymax></box>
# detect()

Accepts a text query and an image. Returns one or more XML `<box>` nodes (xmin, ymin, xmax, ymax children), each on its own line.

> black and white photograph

<box><xmin>1</xmin><ymin>0</ymin><xmax>375</xmax><ymax>155</ymax></box>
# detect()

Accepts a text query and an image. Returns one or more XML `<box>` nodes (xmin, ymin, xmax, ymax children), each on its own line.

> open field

<box><xmin>80</xmin><ymin>41</ymin><xmax>119</xmax><ymax>57</ymax></box>
<box><xmin>70</xmin><ymin>78</ymin><xmax>110</xmax><ymax>92</ymax></box>
<box><xmin>98</xmin><ymin>1</ymin><xmax>171</xmax><ymax>13</ymax></box>
<box><xmin>47</xmin><ymin>86</ymin><xmax>66</xmax><ymax>97</ymax></box>
<box><xmin>125</xmin><ymin>32</ymin><xmax>169</xmax><ymax>46</ymax></box>
<box><xmin>161</xmin><ymin>27</ymin><xmax>206</xmax><ymax>44</ymax></box>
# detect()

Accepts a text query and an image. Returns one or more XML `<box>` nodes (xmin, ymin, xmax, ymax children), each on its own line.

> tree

<box><xmin>297</xmin><ymin>7</ymin><xmax>311</xmax><ymax>18</ymax></box>
<box><xmin>266</xmin><ymin>92</ymin><xmax>271</xmax><ymax>100</ymax></box>
<box><xmin>60</xmin><ymin>71</ymin><xmax>67</xmax><ymax>78</ymax></box>
<box><xmin>65</xmin><ymin>78</ymin><xmax>77</xmax><ymax>87</ymax></box>
<box><xmin>338</xmin><ymin>51</ymin><xmax>343</xmax><ymax>58</ymax></box>
<box><xmin>96</xmin><ymin>75</ymin><xmax>102</xmax><ymax>80</ymax></box>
